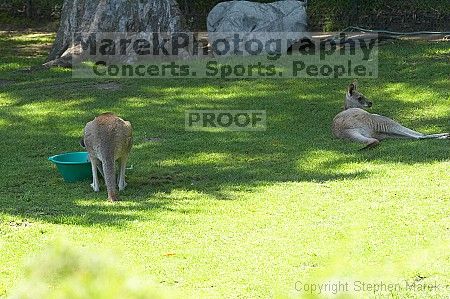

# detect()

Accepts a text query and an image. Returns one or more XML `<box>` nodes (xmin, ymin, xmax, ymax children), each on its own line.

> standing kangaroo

<box><xmin>332</xmin><ymin>82</ymin><xmax>449</xmax><ymax>149</ymax></box>
<box><xmin>81</xmin><ymin>113</ymin><xmax>133</xmax><ymax>201</ymax></box>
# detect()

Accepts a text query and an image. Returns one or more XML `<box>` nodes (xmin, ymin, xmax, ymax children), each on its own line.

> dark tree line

<box><xmin>1</xmin><ymin>0</ymin><xmax>449</xmax><ymax>31</ymax></box>
<box><xmin>0</xmin><ymin>0</ymin><xmax>62</xmax><ymax>19</ymax></box>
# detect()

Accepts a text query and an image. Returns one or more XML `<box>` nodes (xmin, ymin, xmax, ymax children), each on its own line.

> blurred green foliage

<box><xmin>9</xmin><ymin>242</ymin><xmax>174</xmax><ymax>299</ymax></box>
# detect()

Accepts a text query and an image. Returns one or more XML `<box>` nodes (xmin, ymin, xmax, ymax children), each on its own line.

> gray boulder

<box><xmin>207</xmin><ymin>0</ymin><xmax>308</xmax><ymax>55</ymax></box>
<box><xmin>208</xmin><ymin>0</ymin><xmax>307</xmax><ymax>33</ymax></box>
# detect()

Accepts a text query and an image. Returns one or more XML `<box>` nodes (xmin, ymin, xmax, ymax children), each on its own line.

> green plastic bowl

<box><xmin>48</xmin><ymin>152</ymin><xmax>92</xmax><ymax>183</ymax></box>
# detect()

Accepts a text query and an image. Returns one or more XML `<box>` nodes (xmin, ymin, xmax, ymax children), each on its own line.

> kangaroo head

<box><xmin>345</xmin><ymin>82</ymin><xmax>372</xmax><ymax>109</ymax></box>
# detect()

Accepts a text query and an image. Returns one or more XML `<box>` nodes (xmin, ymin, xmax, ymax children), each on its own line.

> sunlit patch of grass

<box><xmin>0</xmin><ymin>32</ymin><xmax>448</xmax><ymax>298</ymax></box>
<box><xmin>0</xmin><ymin>118</ymin><xmax>9</xmax><ymax>127</ymax></box>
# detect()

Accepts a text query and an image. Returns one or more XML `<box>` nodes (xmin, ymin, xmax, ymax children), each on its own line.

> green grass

<box><xmin>0</xmin><ymin>32</ymin><xmax>449</xmax><ymax>298</ymax></box>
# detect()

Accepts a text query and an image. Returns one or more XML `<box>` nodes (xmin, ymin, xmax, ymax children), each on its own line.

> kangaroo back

<box><xmin>83</xmin><ymin>113</ymin><xmax>132</xmax><ymax>201</ymax></box>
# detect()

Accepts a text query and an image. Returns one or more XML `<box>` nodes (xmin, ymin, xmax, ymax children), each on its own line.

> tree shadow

<box><xmin>0</xmin><ymin>39</ymin><xmax>448</xmax><ymax>226</ymax></box>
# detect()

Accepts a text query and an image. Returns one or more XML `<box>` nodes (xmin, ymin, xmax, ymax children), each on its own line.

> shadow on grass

<box><xmin>0</xmin><ymin>39</ymin><xmax>448</xmax><ymax>226</ymax></box>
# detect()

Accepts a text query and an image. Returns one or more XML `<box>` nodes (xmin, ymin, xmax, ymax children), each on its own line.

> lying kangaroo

<box><xmin>332</xmin><ymin>82</ymin><xmax>449</xmax><ymax>149</ymax></box>
<box><xmin>81</xmin><ymin>113</ymin><xmax>133</xmax><ymax>201</ymax></box>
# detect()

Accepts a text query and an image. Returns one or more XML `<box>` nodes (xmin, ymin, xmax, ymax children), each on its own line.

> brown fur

<box><xmin>82</xmin><ymin>113</ymin><xmax>133</xmax><ymax>201</ymax></box>
<box><xmin>332</xmin><ymin>83</ymin><xmax>449</xmax><ymax>150</ymax></box>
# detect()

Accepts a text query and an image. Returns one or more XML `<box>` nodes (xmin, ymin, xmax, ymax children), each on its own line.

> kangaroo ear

<box><xmin>348</xmin><ymin>83</ymin><xmax>356</xmax><ymax>95</ymax></box>
<box><xmin>80</xmin><ymin>138</ymin><xmax>86</xmax><ymax>148</ymax></box>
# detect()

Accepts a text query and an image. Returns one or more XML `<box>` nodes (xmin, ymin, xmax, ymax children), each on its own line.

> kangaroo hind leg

<box><xmin>346</xmin><ymin>130</ymin><xmax>380</xmax><ymax>150</ymax></box>
<box><xmin>90</xmin><ymin>157</ymin><xmax>101</xmax><ymax>192</ymax></box>
<box><xmin>118</xmin><ymin>156</ymin><xmax>128</xmax><ymax>191</ymax></box>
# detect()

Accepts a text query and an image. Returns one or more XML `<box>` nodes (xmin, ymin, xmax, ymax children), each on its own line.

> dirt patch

<box><xmin>9</xmin><ymin>219</ymin><xmax>32</xmax><ymax>228</ymax></box>
<box><xmin>143</xmin><ymin>136</ymin><xmax>164</xmax><ymax>143</ymax></box>
<box><xmin>0</xmin><ymin>30</ymin><xmax>54</xmax><ymax>59</ymax></box>
<box><xmin>0</xmin><ymin>79</ymin><xmax>15</xmax><ymax>87</ymax></box>
<box><xmin>37</xmin><ymin>81</ymin><xmax>122</xmax><ymax>91</ymax></box>
<box><xmin>401</xmin><ymin>34</ymin><xmax>450</xmax><ymax>42</ymax></box>
<box><xmin>96</xmin><ymin>82</ymin><xmax>122</xmax><ymax>91</ymax></box>
<box><xmin>12</xmin><ymin>42</ymin><xmax>52</xmax><ymax>57</ymax></box>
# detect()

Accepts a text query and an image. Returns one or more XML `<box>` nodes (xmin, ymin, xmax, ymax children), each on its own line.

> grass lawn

<box><xmin>0</xmin><ymin>31</ymin><xmax>449</xmax><ymax>298</ymax></box>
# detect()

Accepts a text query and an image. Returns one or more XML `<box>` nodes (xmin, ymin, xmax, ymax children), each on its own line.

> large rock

<box><xmin>207</xmin><ymin>0</ymin><xmax>308</xmax><ymax>55</ymax></box>
<box><xmin>208</xmin><ymin>0</ymin><xmax>307</xmax><ymax>33</ymax></box>
<box><xmin>45</xmin><ymin>0</ymin><xmax>187</xmax><ymax>67</ymax></box>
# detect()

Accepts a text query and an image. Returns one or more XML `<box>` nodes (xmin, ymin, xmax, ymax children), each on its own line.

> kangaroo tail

<box><xmin>373</xmin><ymin>115</ymin><xmax>425</xmax><ymax>139</ymax></box>
<box><xmin>392</xmin><ymin>128</ymin><xmax>449</xmax><ymax>140</ymax></box>
<box><xmin>373</xmin><ymin>115</ymin><xmax>449</xmax><ymax>140</ymax></box>
<box><xmin>389</xmin><ymin>125</ymin><xmax>425</xmax><ymax>139</ymax></box>
<box><xmin>102</xmin><ymin>158</ymin><xmax>117</xmax><ymax>201</ymax></box>
<box><xmin>419</xmin><ymin>133</ymin><xmax>449</xmax><ymax>140</ymax></box>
